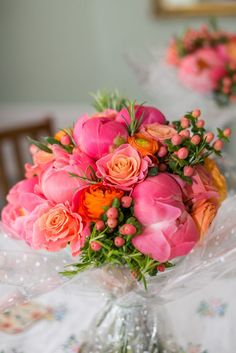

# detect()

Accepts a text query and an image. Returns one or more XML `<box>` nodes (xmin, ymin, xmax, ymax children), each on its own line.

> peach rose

<box><xmin>73</xmin><ymin>184</ymin><xmax>124</xmax><ymax>221</ymax></box>
<box><xmin>96</xmin><ymin>144</ymin><xmax>152</xmax><ymax>190</ymax></box>
<box><xmin>32</xmin><ymin>203</ymin><xmax>83</xmax><ymax>254</ymax></box>
<box><xmin>128</xmin><ymin>133</ymin><xmax>158</xmax><ymax>157</ymax></box>
<box><xmin>140</xmin><ymin>123</ymin><xmax>177</xmax><ymax>142</ymax></box>
<box><xmin>204</xmin><ymin>158</ymin><xmax>227</xmax><ymax>205</ymax></box>
<box><xmin>191</xmin><ymin>200</ymin><xmax>217</xmax><ymax>240</ymax></box>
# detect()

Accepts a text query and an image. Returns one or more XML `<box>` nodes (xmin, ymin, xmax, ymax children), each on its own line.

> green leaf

<box><xmin>112</xmin><ymin>197</ymin><xmax>120</xmax><ymax>208</ymax></box>
<box><xmin>148</xmin><ymin>166</ymin><xmax>158</xmax><ymax>176</ymax></box>
<box><xmin>27</xmin><ymin>137</ymin><xmax>52</xmax><ymax>153</ymax></box>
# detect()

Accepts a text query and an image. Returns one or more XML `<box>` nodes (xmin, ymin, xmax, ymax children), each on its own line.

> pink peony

<box><xmin>39</xmin><ymin>147</ymin><xmax>96</xmax><ymax>204</ymax></box>
<box><xmin>32</xmin><ymin>202</ymin><xmax>83</xmax><ymax>254</ymax></box>
<box><xmin>96</xmin><ymin>144</ymin><xmax>151</xmax><ymax>191</ymax></box>
<box><xmin>116</xmin><ymin>105</ymin><xmax>166</xmax><ymax>128</ymax></box>
<box><xmin>178</xmin><ymin>48</ymin><xmax>226</xmax><ymax>93</ymax></box>
<box><xmin>131</xmin><ymin>174</ymin><xmax>200</xmax><ymax>262</ymax></box>
<box><xmin>1</xmin><ymin>177</ymin><xmax>47</xmax><ymax>242</ymax></box>
<box><xmin>73</xmin><ymin>111</ymin><xmax>128</xmax><ymax>160</ymax></box>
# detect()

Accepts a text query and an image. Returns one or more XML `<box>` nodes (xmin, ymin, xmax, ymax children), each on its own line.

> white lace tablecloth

<box><xmin>0</xmin><ymin>275</ymin><xmax>235</xmax><ymax>353</ymax></box>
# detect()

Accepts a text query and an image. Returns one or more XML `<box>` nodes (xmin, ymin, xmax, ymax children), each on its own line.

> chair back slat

<box><xmin>0</xmin><ymin>117</ymin><xmax>54</xmax><ymax>204</ymax></box>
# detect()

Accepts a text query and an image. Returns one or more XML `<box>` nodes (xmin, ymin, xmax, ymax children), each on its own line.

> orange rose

<box><xmin>128</xmin><ymin>133</ymin><xmax>158</xmax><ymax>157</ymax></box>
<box><xmin>73</xmin><ymin>184</ymin><xmax>124</xmax><ymax>221</ymax></box>
<box><xmin>191</xmin><ymin>200</ymin><xmax>217</xmax><ymax>240</ymax></box>
<box><xmin>226</xmin><ymin>38</ymin><xmax>236</xmax><ymax>63</ymax></box>
<box><xmin>204</xmin><ymin>158</ymin><xmax>227</xmax><ymax>204</ymax></box>
<box><xmin>140</xmin><ymin>123</ymin><xmax>177</xmax><ymax>142</ymax></box>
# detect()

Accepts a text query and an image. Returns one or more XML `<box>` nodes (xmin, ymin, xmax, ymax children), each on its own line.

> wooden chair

<box><xmin>0</xmin><ymin>117</ymin><xmax>54</xmax><ymax>201</ymax></box>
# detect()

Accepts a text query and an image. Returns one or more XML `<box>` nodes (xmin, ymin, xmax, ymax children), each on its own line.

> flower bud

<box><xmin>223</xmin><ymin>128</ymin><xmax>231</xmax><ymax>137</ymax></box>
<box><xmin>107</xmin><ymin>207</ymin><xmax>118</xmax><ymax>219</ymax></box>
<box><xmin>192</xmin><ymin>109</ymin><xmax>201</xmax><ymax>118</ymax></box>
<box><xmin>114</xmin><ymin>236</ymin><xmax>125</xmax><ymax>247</ymax></box>
<box><xmin>213</xmin><ymin>139</ymin><xmax>224</xmax><ymax>151</ymax></box>
<box><xmin>177</xmin><ymin>147</ymin><xmax>189</xmax><ymax>159</ymax></box>
<box><xmin>196</xmin><ymin>120</ymin><xmax>205</xmax><ymax>128</ymax></box>
<box><xmin>120</xmin><ymin>224</ymin><xmax>137</xmax><ymax>236</ymax></box>
<box><xmin>179</xmin><ymin>130</ymin><xmax>190</xmax><ymax>138</ymax></box>
<box><xmin>158</xmin><ymin>146</ymin><xmax>168</xmax><ymax>157</ymax></box>
<box><xmin>90</xmin><ymin>241</ymin><xmax>102</xmax><ymax>251</ymax></box>
<box><xmin>180</xmin><ymin>117</ymin><xmax>190</xmax><ymax>129</ymax></box>
<box><xmin>60</xmin><ymin>135</ymin><xmax>71</xmax><ymax>145</ymax></box>
<box><xmin>121</xmin><ymin>196</ymin><xmax>133</xmax><ymax>208</ymax></box>
<box><xmin>183</xmin><ymin>166</ymin><xmax>194</xmax><ymax>177</ymax></box>
<box><xmin>204</xmin><ymin>132</ymin><xmax>214</xmax><ymax>143</ymax></box>
<box><xmin>171</xmin><ymin>134</ymin><xmax>183</xmax><ymax>146</ymax></box>
<box><xmin>95</xmin><ymin>220</ymin><xmax>105</xmax><ymax>232</ymax></box>
<box><xmin>107</xmin><ymin>218</ymin><xmax>118</xmax><ymax>228</ymax></box>
<box><xmin>191</xmin><ymin>135</ymin><xmax>201</xmax><ymax>145</ymax></box>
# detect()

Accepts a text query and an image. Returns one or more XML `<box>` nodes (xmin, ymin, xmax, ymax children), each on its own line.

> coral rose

<box><xmin>191</xmin><ymin>200</ymin><xmax>217</xmax><ymax>240</ymax></box>
<box><xmin>96</xmin><ymin>144</ymin><xmax>152</xmax><ymax>191</ymax></box>
<box><xmin>185</xmin><ymin>165</ymin><xmax>219</xmax><ymax>205</ymax></box>
<box><xmin>73</xmin><ymin>111</ymin><xmax>128</xmax><ymax>160</ymax></box>
<box><xmin>140</xmin><ymin>123</ymin><xmax>177</xmax><ymax>142</ymax></box>
<box><xmin>32</xmin><ymin>203</ymin><xmax>83</xmax><ymax>254</ymax></box>
<box><xmin>204</xmin><ymin>158</ymin><xmax>227</xmax><ymax>205</ymax></box>
<box><xmin>25</xmin><ymin>146</ymin><xmax>54</xmax><ymax>178</ymax></box>
<box><xmin>131</xmin><ymin>174</ymin><xmax>200</xmax><ymax>262</ymax></box>
<box><xmin>128</xmin><ymin>133</ymin><xmax>158</xmax><ymax>157</ymax></box>
<box><xmin>73</xmin><ymin>184</ymin><xmax>124</xmax><ymax>221</ymax></box>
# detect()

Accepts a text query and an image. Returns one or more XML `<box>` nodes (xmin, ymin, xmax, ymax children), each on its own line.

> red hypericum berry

<box><xmin>223</xmin><ymin>77</ymin><xmax>232</xmax><ymax>87</ymax></box>
<box><xmin>192</xmin><ymin>109</ymin><xmax>201</xmax><ymax>118</ymax></box>
<box><xmin>196</xmin><ymin>119</ymin><xmax>205</xmax><ymax>128</ymax></box>
<box><xmin>171</xmin><ymin>134</ymin><xmax>183</xmax><ymax>146</ymax></box>
<box><xmin>204</xmin><ymin>132</ymin><xmax>214</xmax><ymax>143</ymax></box>
<box><xmin>95</xmin><ymin>220</ymin><xmax>105</xmax><ymax>232</ymax></box>
<box><xmin>159</xmin><ymin>163</ymin><xmax>167</xmax><ymax>172</ymax></box>
<box><xmin>183</xmin><ymin>166</ymin><xmax>194</xmax><ymax>177</ymax></box>
<box><xmin>157</xmin><ymin>264</ymin><xmax>165</xmax><ymax>272</ymax></box>
<box><xmin>213</xmin><ymin>139</ymin><xmax>224</xmax><ymax>151</ymax></box>
<box><xmin>106</xmin><ymin>207</ymin><xmax>118</xmax><ymax>219</ymax></box>
<box><xmin>107</xmin><ymin>218</ymin><xmax>118</xmax><ymax>229</ymax></box>
<box><xmin>223</xmin><ymin>128</ymin><xmax>231</xmax><ymax>137</ymax></box>
<box><xmin>179</xmin><ymin>129</ymin><xmax>190</xmax><ymax>138</ymax></box>
<box><xmin>60</xmin><ymin>135</ymin><xmax>71</xmax><ymax>145</ymax></box>
<box><xmin>177</xmin><ymin>147</ymin><xmax>189</xmax><ymax>159</ymax></box>
<box><xmin>191</xmin><ymin>135</ymin><xmax>201</xmax><ymax>145</ymax></box>
<box><xmin>90</xmin><ymin>241</ymin><xmax>102</xmax><ymax>251</ymax></box>
<box><xmin>158</xmin><ymin>146</ymin><xmax>168</xmax><ymax>157</ymax></box>
<box><xmin>180</xmin><ymin>117</ymin><xmax>190</xmax><ymax>129</ymax></box>
<box><xmin>114</xmin><ymin>236</ymin><xmax>125</xmax><ymax>247</ymax></box>
<box><xmin>120</xmin><ymin>224</ymin><xmax>136</xmax><ymax>236</ymax></box>
<box><xmin>121</xmin><ymin>196</ymin><xmax>132</xmax><ymax>208</ymax></box>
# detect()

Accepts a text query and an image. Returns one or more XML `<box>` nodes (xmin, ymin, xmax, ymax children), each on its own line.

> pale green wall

<box><xmin>0</xmin><ymin>0</ymin><xmax>235</xmax><ymax>103</ymax></box>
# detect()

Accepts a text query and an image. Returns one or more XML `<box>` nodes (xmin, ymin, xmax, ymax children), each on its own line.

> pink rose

<box><xmin>131</xmin><ymin>174</ymin><xmax>199</xmax><ymax>262</ymax></box>
<box><xmin>116</xmin><ymin>105</ymin><xmax>166</xmax><ymax>128</ymax></box>
<box><xmin>73</xmin><ymin>111</ymin><xmax>128</xmax><ymax>160</ymax></box>
<box><xmin>39</xmin><ymin>147</ymin><xmax>96</xmax><ymax>204</ymax></box>
<box><xmin>32</xmin><ymin>203</ymin><xmax>84</xmax><ymax>254</ymax></box>
<box><xmin>178</xmin><ymin>48</ymin><xmax>226</xmax><ymax>93</ymax></box>
<box><xmin>140</xmin><ymin>123</ymin><xmax>177</xmax><ymax>142</ymax></box>
<box><xmin>96</xmin><ymin>144</ymin><xmax>151</xmax><ymax>190</ymax></box>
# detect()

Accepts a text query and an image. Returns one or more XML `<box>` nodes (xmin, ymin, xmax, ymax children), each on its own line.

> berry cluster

<box><xmin>214</xmin><ymin>63</ymin><xmax>236</xmax><ymax>106</ymax></box>
<box><xmin>158</xmin><ymin>109</ymin><xmax>231</xmax><ymax>182</ymax></box>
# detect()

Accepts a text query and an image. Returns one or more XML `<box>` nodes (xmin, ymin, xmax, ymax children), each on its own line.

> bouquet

<box><xmin>1</xmin><ymin>92</ymin><xmax>235</xmax><ymax>352</ymax></box>
<box><xmin>167</xmin><ymin>21</ymin><xmax>236</xmax><ymax>106</ymax></box>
